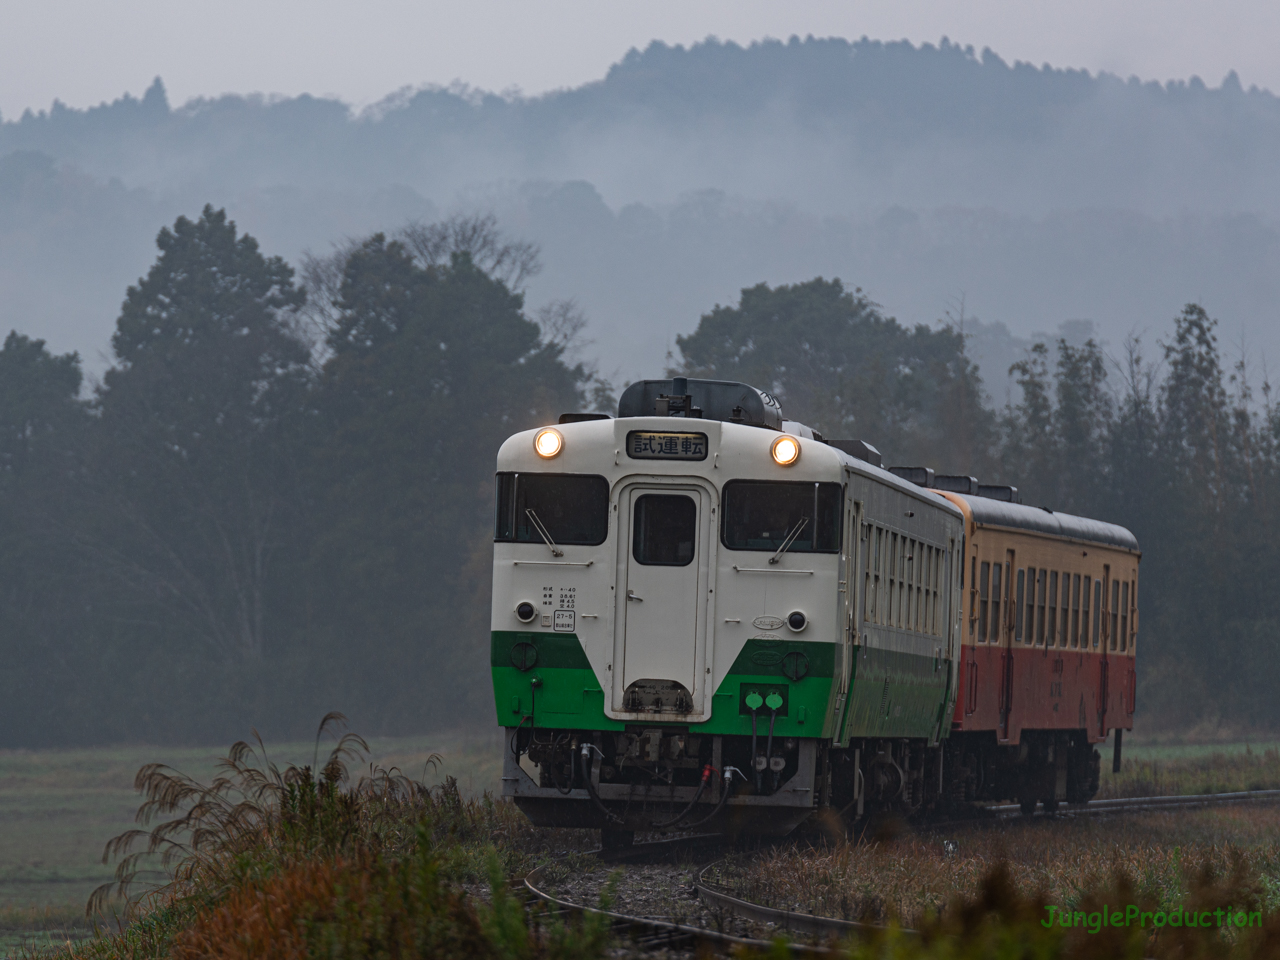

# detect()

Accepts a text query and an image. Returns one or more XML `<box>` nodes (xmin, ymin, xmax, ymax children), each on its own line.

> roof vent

<box><xmin>933</xmin><ymin>475</ymin><xmax>980</xmax><ymax>495</ymax></box>
<box><xmin>831</xmin><ymin>439</ymin><xmax>882</xmax><ymax>468</ymax></box>
<box><xmin>618</xmin><ymin>378</ymin><xmax>783</xmax><ymax>430</ymax></box>
<box><xmin>977</xmin><ymin>484</ymin><xmax>1021</xmax><ymax>503</ymax></box>
<box><xmin>889</xmin><ymin>466</ymin><xmax>934</xmax><ymax>488</ymax></box>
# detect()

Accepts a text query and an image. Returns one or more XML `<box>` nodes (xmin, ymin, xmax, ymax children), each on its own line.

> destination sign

<box><xmin>626</xmin><ymin>430</ymin><xmax>708</xmax><ymax>461</ymax></box>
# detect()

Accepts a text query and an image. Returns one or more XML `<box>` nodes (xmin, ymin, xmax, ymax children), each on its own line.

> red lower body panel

<box><xmin>952</xmin><ymin>644</ymin><xmax>1134</xmax><ymax>745</ymax></box>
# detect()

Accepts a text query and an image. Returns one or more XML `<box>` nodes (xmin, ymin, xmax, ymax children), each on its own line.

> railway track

<box><xmin>522</xmin><ymin>788</ymin><xmax>1280</xmax><ymax>954</ymax></box>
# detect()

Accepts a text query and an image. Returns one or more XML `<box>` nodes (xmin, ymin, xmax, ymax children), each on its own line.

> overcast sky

<box><xmin>1</xmin><ymin>0</ymin><xmax>1276</xmax><ymax>119</ymax></box>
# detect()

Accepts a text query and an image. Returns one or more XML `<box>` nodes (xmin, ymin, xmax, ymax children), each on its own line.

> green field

<box><xmin>0</xmin><ymin>729</ymin><xmax>506</xmax><ymax>955</ymax></box>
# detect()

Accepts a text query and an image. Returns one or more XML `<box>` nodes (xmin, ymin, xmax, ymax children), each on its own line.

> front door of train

<box><xmin>612</xmin><ymin>483</ymin><xmax>711</xmax><ymax>718</ymax></box>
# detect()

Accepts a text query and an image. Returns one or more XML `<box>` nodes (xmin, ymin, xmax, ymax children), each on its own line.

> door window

<box><xmin>632</xmin><ymin>494</ymin><xmax>697</xmax><ymax>566</ymax></box>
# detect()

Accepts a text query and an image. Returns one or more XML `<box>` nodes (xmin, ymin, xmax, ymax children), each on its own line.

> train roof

<box><xmin>951</xmin><ymin>494</ymin><xmax>1139</xmax><ymax>552</ymax></box>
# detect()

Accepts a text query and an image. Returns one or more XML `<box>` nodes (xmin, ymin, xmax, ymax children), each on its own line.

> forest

<box><xmin>3</xmin><ymin>36</ymin><xmax>1280</xmax><ymax>399</ymax></box>
<box><xmin>0</xmin><ymin>205</ymin><xmax>1269</xmax><ymax>746</ymax></box>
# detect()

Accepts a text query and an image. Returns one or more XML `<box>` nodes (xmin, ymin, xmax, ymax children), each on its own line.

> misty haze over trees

<box><xmin>3</xmin><ymin>36</ymin><xmax>1280</xmax><ymax>395</ymax></box>
<box><xmin>0</xmin><ymin>203</ymin><xmax>1272</xmax><ymax>745</ymax></box>
<box><xmin>3</xmin><ymin>36</ymin><xmax>1280</xmax><ymax>744</ymax></box>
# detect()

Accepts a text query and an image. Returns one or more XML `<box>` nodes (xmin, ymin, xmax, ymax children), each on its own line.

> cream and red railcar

<box><xmin>932</xmin><ymin>486</ymin><xmax>1139</xmax><ymax>812</ymax></box>
<box><xmin>490</xmin><ymin>378</ymin><xmax>1140</xmax><ymax>840</ymax></box>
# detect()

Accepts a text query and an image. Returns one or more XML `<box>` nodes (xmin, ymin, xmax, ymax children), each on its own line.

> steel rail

<box><xmin>988</xmin><ymin>788</ymin><xmax>1280</xmax><ymax>818</ymax></box>
<box><xmin>523</xmin><ymin>789</ymin><xmax>1280</xmax><ymax>952</ymax></box>
<box><xmin>695</xmin><ymin>861</ymin><xmax>917</xmax><ymax>938</ymax></box>
<box><xmin>523</xmin><ymin>858</ymin><xmax>833</xmax><ymax>956</ymax></box>
<box><xmin>690</xmin><ymin>790</ymin><xmax>1280</xmax><ymax>941</ymax></box>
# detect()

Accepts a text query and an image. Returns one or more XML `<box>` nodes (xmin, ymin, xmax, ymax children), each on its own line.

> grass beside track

<box><xmin>0</xmin><ymin>730</ymin><xmax>504</xmax><ymax>955</ymax></box>
<box><xmin>2</xmin><ymin>732</ymin><xmax>1280</xmax><ymax>957</ymax></box>
<box><xmin>732</xmin><ymin>804</ymin><xmax>1280</xmax><ymax>926</ymax></box>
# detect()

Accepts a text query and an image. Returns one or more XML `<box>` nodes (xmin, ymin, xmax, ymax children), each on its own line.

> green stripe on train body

<box><xmin>841</xmin><ymin>645</ymin><xmax>952</xmax><ymax>740</ymax></box>
<box><xmin>491</xmin><ymin>631</ymin><xmax>625</xmax><ymax>730</ymax></box>
<box><xmin>490</xmin><ymin>631</ymin><xmax>836</xmax><ymax>735</ymax></box>
<box><xmin>490</xmin><ymin>632</ymin><xmax>950</xmax><ymax>741</ymax></box>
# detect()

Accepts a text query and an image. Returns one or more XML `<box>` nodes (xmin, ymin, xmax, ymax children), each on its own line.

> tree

<box><xmin>304</xmin><ymin>236</ymin><xmax>587</xmax><ymax>730</ymax></box>
<box><xmin>673</xmin><ymin>278</ymin><xmax>993</xmax><ymax>470</ymax></box>
<box><xmin>1000</xmin><ymin>338</ymin><xmax>1113</xmax><ymax>512</ymax></box>
<box><xmin>0</xmin><ymin>333</ymin><xmax>100</xmax><ymax>745</ymax></box>
<box><xmin>91</xmin><ymin>205</ymin><xmax>310</xmax><ymax>664</ymax></box>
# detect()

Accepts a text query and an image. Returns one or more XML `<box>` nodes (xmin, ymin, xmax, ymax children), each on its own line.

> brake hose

<box><xmin>580</xmin><ymin>743</ymin><xmax>626</xmax><ymax>824</ymax></box>
<box><xmin>676</xmin><ymin>766</ymin><xmax>745</xmax><ymax>830</ymax></box>
<box><xmin>746</xmin><ymin>691</ymin><xmax>763</xmax><ymax>792</ymax></box>
<box><xmin>650</xmin><ymin>764</ymin><xmax>715</xmax><ymax>828</ymax></box>
<box><xmin>508</xmin><ymin>714</ymin><xmax>532</xmax><ymax>759</ymax></box>
<box><xmin>546</xmin><ymin>734</ymin><xmax>575</xmax><ymax>795</ymax></box>
<box><xmin>765</xmin><ymin>691</ymin><xmax>783</xmax><ymax>793</ymax></box>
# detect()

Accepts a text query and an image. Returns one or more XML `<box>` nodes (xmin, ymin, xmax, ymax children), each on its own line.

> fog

<box><xmin>3</xmin><ymin>36</ymin><xmax>1280</xmax><ymax>396</ymax></box>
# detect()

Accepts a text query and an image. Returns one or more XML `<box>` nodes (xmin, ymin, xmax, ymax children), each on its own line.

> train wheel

<box><xmin>1041</xmin><ymin>798</ymin><xmax>1060</xmax><ymax>814</ymax></box>
<box><xmin>1019</xmin><ymin>798</ymin><xmax>1037</xmax><ymax>816</ymax></box>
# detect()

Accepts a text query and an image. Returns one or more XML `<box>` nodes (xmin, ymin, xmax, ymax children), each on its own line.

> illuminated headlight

<box><xmin>534</xmin><ymin>428</ymin><xmax>563</xmax><ymax>459</ymax></box>
<box><xmin>771</xmin><ymin>435</ymin><xmax>800</xmax><ymax>466</ymax></box>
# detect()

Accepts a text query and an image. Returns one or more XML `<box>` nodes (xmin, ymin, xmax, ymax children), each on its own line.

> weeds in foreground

<box><xmin>58</xmin><ymin>715</ymin><xmax>603</xmax><ymax>960</ymax></box>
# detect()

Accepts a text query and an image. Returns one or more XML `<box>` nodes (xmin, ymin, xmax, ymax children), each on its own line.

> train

<box><xmin>491</xmin><ymin>377</ymin><xmax>1138</xmax><ymax>842</ymax></box>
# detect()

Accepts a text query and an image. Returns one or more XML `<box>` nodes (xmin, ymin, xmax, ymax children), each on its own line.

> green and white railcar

<box><xmin>492</xmin><ymin>378</ymin><xmax>964</xmax><ymax>838</ymax></box>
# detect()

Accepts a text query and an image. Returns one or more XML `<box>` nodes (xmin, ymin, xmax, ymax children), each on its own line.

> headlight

<box><xmin>771</xmin><ymin>435</ymin><xmax>800</xmax><ymax>466</ymax></box>
<box><xmin>787</xmin><ymin>611</ymin><xmax>808</xmax><ymax>632</ymax></box>
<box><xmin>534</xmin><ymin>428</ymin><xmax>563</xmax><ymax>459</ymax></box>
<box><xmin>516</xmin><ymin>601</ymin><xmax>537</xmax><ymax>623</ymax></box>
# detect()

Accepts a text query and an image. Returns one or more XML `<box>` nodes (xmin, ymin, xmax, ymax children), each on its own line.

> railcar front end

<box><xmin>491</xmin><ymin>378</ymin><xmax>965</xmax><ymax>838</ymax></box>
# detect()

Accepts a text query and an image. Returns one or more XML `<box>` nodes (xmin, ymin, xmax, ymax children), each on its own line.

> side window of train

<box><xmin>1092</xmin><ymin>579</ymin><xmax>1103</xmax><ymax>648</ymax></box>
<box><xmin>907</xmin><ymin>539</ymin><xmax>917</xmax><ymax>631</ymax></box>
<box><xmin>861</xmin><ymin>524</ymin><xmax>873</xmax><ymax>623</ymax></box>
<box><xmin>935</xmin><ymin>549</ymin><xmax>944</xmax><ymax>637</ymax></box>
<box><xmin>888</xmin><ymin>533</ymin><xmax>898</xmax><ymax>627</ymax></box>
<box><xmin>926</xmin><ymin>547</ymin><xmax>936</xmax><ymax>640</ymax></box>
<box><xmin>1061</xmin><ymin>569</ymin><xmax>1071</xmax><ymax>648</ymax></box>
<box><xmin>990</xmin><ymin>562</ymin><xmax>1003</xmax><ymax>642</ymax></box>
<box><xmin>873</xmin><ymin>527</ymin><xmax>883</xmax><ymax>624</ymax></box>
<box><xmin>914</xmin><ymin>540</ymin><xmax>924</xmax><ymax>632</ymax></box>
<box><xmin>978</xmin><ymin>561</ymin><xmax>990</xmax><ymax>642</ymax></box>
<box><xmin>1111</xmin><ymin>579</ymin><xmax>1121</xmax><ymax>651</ymax></box>
<box><xmin>1081</xmin><ymin>575</ymin><xmax>1092</xmax><ymax>647</ymax></box>
<box><xmin>1130</xmin><ymin>578</ymin><xmax>1138</xmax><ymax>652</ymax></box>
<box><xmin>1120</xmin><ymin>581</ymin><xmax>1130</xmax><ymax>652</ymax></box>
<box><xmin>1047</xmin><ymin>571</ymin><xmax>1058</xmax><ymax>646</ymax></box>
<box><xmin>1036</xmin><ymin>569</ymin><xmax>1047</xmax><ymax>645</ymax></box>
<box><xmin>1015</xmin><ymin>568</ymin><xmax>1026</xmax><ymax>643</ymax></box>
<box><xmin>925</xmin><ymin>545</ymin><xmax>935</xmax><ymax>635</ymax></box>
<box><xmin>1024</xmin><ymin>568</ymin><xmax>1034</xmax><ymax>643</ymax></box>
<box><xmin>1071</xmin><ymin>573</ymin><xmax>1081</xmax><ymax>648</ymax></box>
<box><xmin>901</xmin><ymin>537</ymin><xmax>911</xmax><ymax>627</ymax></box>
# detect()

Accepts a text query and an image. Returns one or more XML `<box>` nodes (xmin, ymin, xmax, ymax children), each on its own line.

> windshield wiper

<box><xmin>525</xmin><ymin>509</ymin><xmax>563</xmax><ymax>557</ymax></box>
<box><xmin>768</xmin><ymin>516</ymin><xmax>809</xmax><ymax>565</ymax></box>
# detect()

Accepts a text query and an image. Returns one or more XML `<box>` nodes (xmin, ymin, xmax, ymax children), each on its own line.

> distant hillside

<box><xmin>1</xmin><ymin>36</ymin><xmax>1278</xmax><ymax>388</ymax></box>
<box><xmin>5</xmin><ymin>38</ymin><xmax>1279</xmax><ymax>214</ymax></box>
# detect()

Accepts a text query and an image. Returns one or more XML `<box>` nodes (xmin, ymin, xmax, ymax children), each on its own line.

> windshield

<box><xmin>495</xmin><ymin>473</ymin><xmax>609</xmax><ymax>546</ymax></box>
<box><xmin>721</xmin><ymin>480</ymin><xmax>841</xmax><ymax>553</ymax></box>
